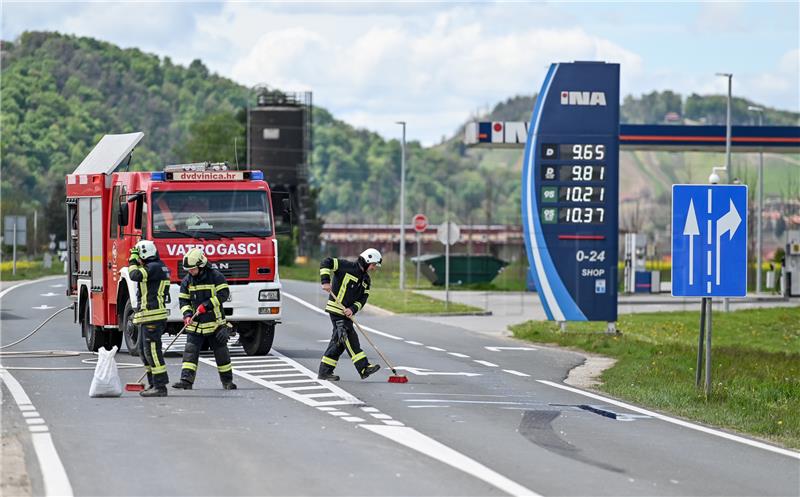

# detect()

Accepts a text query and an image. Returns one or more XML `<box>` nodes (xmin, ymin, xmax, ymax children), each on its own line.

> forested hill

<box><xmin>2</xmin><ymin>31</ymin><xmax>798</xmax><ymax>247</ymax></box>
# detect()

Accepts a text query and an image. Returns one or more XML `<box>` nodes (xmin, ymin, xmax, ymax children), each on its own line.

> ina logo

<box><xmin>560</xmin><ymin>91</ymin><xmax>607</xmax><ymax>106</ymax></box>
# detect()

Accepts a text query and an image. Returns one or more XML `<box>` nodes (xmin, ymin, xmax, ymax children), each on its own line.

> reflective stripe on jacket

<box><xmin>178</xmin><ymin>267</ymin><xmax>229</xmax><ymax>334</ymax></box>
<box><xmin>128</xmin><ymin>258</ymin><xmax>170</xmax><ymax>324</ymax></box>
<box><xmin>319</xmin><ymin>257</ymin><xmax>370</xmax><ymax>316</ymax></box>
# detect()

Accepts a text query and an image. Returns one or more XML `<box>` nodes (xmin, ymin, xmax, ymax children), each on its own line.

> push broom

<box><xmin>125</xmin><ymin>311</ymin><xmax>199</xmax><ymax>392</ymax></box>
<box><xmin>329</xmin><ymin>291</ymin><xmax>408</xmax><ymax>383</ymax></box>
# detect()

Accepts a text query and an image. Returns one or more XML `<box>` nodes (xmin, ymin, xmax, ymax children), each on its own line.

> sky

<box><xmin>2</xmin><ymin>1</ymin><xmax>798</xmax><ymax>146</ymax></box>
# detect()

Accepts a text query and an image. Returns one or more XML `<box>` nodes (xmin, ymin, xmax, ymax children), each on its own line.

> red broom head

<box><xmin>125</xmin><ymin>383</ymin><xmax>145</xmax><ymax>392</ymax></box>
<box><xmin>387</xmin><ymin>375</ymin><xmax>408</xmax><ymax>384</ymax></box>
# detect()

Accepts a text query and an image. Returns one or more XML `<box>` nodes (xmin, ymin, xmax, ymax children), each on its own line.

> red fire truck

<box><xmin>66</xmin><ymin>132</ymin><xmax>283</xmax><ymax>356</ymax></box>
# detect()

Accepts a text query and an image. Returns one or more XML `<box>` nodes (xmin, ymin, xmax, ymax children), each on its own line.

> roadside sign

<box><xmin>4</xmin><ymin>215</ymin><xmax>27</xmax><ymax>246</ymax></box>
<box><xmin>437</xmin><ymin>222</ymin><xmax>460</xmax><ymax>245</ymax></box>
<box><xmin>413</xmin><ymin>214</ymin><xmax>428</xmax><ymax>233</ymax></box>
<box><xmin>672</xmin><ymin>184</ymin><xmax>748</xmax><ymax>297</ymax></box>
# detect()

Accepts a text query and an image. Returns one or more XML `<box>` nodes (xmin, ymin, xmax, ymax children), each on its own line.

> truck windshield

<box><xmin>151</xmin><ymin>190</ymin><xmax>272</xmax><ymax>238</ymax></box>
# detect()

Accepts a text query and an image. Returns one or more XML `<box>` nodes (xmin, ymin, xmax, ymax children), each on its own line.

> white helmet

<box><xmin>182</xmin><ymin>247</ymin><xmax>208</xmax><ymax>270</ymax></box>
<box><xmin>359</xmin><ymin>248</ymin><xmax>382</xmax><ymax>267</ymax></box>
<box><xmin>135</xmin><ymin>240</ymin><xmax>158</xmax><ymax>260</ymax></box>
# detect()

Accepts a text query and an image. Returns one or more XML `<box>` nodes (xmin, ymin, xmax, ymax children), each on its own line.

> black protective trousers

<box><xmin>179</xmin><ymin>329</ymin><xmax>233</xmax><ymax>385</ymax></box>
<box><xmin>138</xmin><ymin>321</ymin><xmax>169</xmax><ymax>388</ymax></box>
<box><xmin>319</xmin><ymin>314</ymin><xmax>369</xmax><ymax>377</ymax></box>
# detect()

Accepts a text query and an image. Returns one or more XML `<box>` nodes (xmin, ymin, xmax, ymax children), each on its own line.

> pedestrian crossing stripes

<box><xmin>163</xmin><ymin>334</ymin><xmax>362</xmax><ymax>407</ymax></box>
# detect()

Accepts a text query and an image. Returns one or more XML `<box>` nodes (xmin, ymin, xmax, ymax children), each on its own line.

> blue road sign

<box><xmin>672</xmin><ymin>185</ymin><xmax>748</xmax><ymax>297</ymax></box>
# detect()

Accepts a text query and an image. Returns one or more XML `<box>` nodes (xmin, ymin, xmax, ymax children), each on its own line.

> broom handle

<box><xmin>328</xmin><ymin>291</ymin><xmax>398</xmax><ymax>372</ymax></box>
<box><xmin>134</xmin><ymin>311</ymin><xmax>198</xmax><ymax>383</ymax></box>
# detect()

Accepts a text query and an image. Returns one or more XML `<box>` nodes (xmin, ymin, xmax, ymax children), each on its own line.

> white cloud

<box><xmin>2</xmin><ymin>2</ymin><xmax>797</xmax><ymax>143</ymax></box>
<box><xmin>212</xmin><ymin>5</ymin><xmax>643</xmax><ymax>144</ymax></box>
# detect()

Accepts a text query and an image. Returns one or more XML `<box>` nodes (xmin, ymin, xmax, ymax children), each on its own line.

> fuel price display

<box><xmin>522</xmin><ymin>61</ymin><xmax>619</xmax><ymax>322</ymax></box>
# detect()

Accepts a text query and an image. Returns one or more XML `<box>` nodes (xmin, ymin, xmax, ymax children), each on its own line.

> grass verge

<box><xmin>1</xmin><ymin>260</ymin><xmax>64</xmax><ymax>282</ymax></box>
<box><xmin>280</xmin><ymin>259</ymin><xmax>482</xmax><ymax>314</ymax></box>
<box><xmin>510</xmin><ymin>307</ymin><xmax>800</xmax><ymax>449</ymax></box>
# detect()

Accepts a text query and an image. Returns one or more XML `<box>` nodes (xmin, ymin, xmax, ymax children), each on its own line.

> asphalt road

<box><xmin>1</xmin><ymin>277</ymin><xmax>798</xmax><ymax>496</ymax></box>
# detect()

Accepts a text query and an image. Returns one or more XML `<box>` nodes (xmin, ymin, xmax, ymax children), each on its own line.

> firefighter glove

<box><xmin>128</xmin><ymin>248</ymin><xmax>140</xmax><ymax>264</ymax></box>
<box><xmin>334</xmin><ymin>321</ymin><xmax>347</xmax><ymax>345</ymax></box>
<box><xmin>196</xmin><ymin>304</ymin><xmax>206</xmax><ymax>315</ymax></box>
<box><xmin>215</xmin><ymin>326</ymin><xmax>229</xmax><ymax>344</ymax></box>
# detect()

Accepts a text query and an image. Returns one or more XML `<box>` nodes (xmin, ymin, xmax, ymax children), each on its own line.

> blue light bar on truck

<box><xmin>251</xmin><ymin>171</ymin><xmax>264</xmax><ymax>180</ymax></box>
<box><xmin>151</xmin><ymin>172</ymin><xmax>166</xmax><ymax>181</ymax></box>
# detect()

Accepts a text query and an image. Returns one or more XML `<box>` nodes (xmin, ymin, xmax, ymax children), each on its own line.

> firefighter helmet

<box><xmin>135</xmin><ymin>240</ymin><xmax>158</xmax><ymax>260</ymax></box>
<box><xmin>359</xmin><ymin>248</ymin><xmax>382</xmax><ymax>267</ymax></box>
<box><xmin>182</xmin><ymin>247</ymin><xmax>208</xmax><ymax>270</ymax></box>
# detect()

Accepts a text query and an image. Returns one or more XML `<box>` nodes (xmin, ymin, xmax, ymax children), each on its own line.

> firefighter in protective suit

<box><xmin>172</xmin><ymin>248</ymin><xmax>237</xmax><ymax>390</ymax></box>
<box><xmin>318</xmin><ymin>248</ymin><xmax>382</xmax><ymax>381</ymax></box>
<box><xmin>128</xmin><ymin>240</ymin><xmax>171</xmax><ymax>397</ymax></box>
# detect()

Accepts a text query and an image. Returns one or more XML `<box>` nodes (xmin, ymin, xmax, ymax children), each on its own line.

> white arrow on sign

<box><xmin>683</xmin><ymin>199</ymin><xmax>700</xmax><ymax>285</ymax></box>
<box><xmin>484</xmin><ymin>346</ymin><xmax>538</xmax><ymax>352</ymax></box>
<box><xmin>715</xmin><ymin>199</ymin><xmax>742</xmax><ymax>285</ymax></box>
<box><xmin>32</xmin><ymin>305</ymin><xmax>55</xmax><ymax>310</ymax></box>
<box><xmin>40</xmin><ymin>292</ymin><xmax>58</xmax><ymax>297</ymax></box>
<box><xmin>394</xmin><ymin>367</ymin><xmax>481</xmax><ymax>377</ymax></box>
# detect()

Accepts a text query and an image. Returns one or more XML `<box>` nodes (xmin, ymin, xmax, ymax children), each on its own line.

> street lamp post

<box><xmin>716</xmin><ymin>72</ymin><xmax>733</xmax><ymax>310</ymax></box>
<box><xmin>748</xmin><ymin>105</ymin><xmax>765</xmax><ymax>293</ymax></box>
<box><xmin>716</xmin><ymin>73</ymin><xmax>733</xmax><ymax>182</ymax></box>
<box><xmin>397</xmin><ymin>121</ymin><xmax>406</xmax><ymax>291</ymax></box>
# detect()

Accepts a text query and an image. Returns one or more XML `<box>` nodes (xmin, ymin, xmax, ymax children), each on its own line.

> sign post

<box><xmin>413</xmin><ymin>214</ymin><xmax>428</xmax><ymax>287</ymax></box>
<box><xmin>437</xmin><ymin>221</ymin><xmax>460</xmax><ymax>309</ymax></box>
<box><xmin>4</xmin><ymin>215</ymin><xmax>27</xmax><ymax>276</ymax></box>
<box><xmin>672</xmin><ymin>184</ymin><xmax>747</xmax><ymax>395</ymax></box>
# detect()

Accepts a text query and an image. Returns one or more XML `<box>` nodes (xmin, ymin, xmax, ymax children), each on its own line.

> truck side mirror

<box><xmin>281</xmin><ymin>198</ymin><xmax>292</xmax><ymax>224</ymax></box>
<box><xmin>118</xmin><ymin>202</ymin><xmax>129</xmax><ymax>227</ymax></box>
<box><xmin>134</xmin><ymin>197</ymin><xmax>144</xmax><ymax>230</ymax></box>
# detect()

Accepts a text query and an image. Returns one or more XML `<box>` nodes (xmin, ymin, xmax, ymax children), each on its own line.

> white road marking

<box><xmin>426</xmin><ymin>346</ymin><xmax>446</xmax><ymax>351</ymax></box>
<box><xmin>39</xmin><ymin>292</ymin><xmax>59</xmax><ymax>297</ymax></box>
<box><xmin>328</xmin><ymin>411</ymin><xmax>348</xmax><ymax>417</ymax></box>
<box><xmin>50</xmin><ymin>284</ymin><xmax>65</xmax><ymax>288</ymax></box>
<box><xmin>405</xmin><ymin>341</ymin><xmax>423</xmax><ymax>346</ymax></box>
<box><xmin>394</xmin><ymin>367</ymin><xmax>481</xmax><ymax>377</ymax></box>
<box><xmin>283</xmin><ymin>291</ymin><xmax>403</xmax><ymax>340</ymax></box>
<box><xmin>361</xmin><ymin>425</ymin><xmax>538</xmax><ymax>496</ymax></box>
<box><xmin>32</xmin><ymin>305</ymin><xmax>55</xmax><ymax>310</ymax></box>
<box><xmin>503</xmin><ymin>370</ymin><xmax>530</xmax><ymax>377</ymax></box>
<box><xmin>26</xmin><ymin>418</ymin><xmax>46</xmax><ymax>425</ymax></box>
<box><xmin>381</xmin><ymin>420</ymin><xmax>405</xmax><ymax>426</ymax></box>
<box><xmin>342</xmin><ymin>416</ymin><xmax>365</xmax><ymax>422</ymax></box>
<box><xmin>317</xmin><ymin>407</ymin><xmax>337</xmax><ymax>411</ymax></box>
<box><xmin>448</xmin><ymin>352</ymin><xmax>470</xmax><ymax>358</ymax></box>
<box><xmin>360</xmin><ymin>407</ymin><xmax>380</xmax><ymax>413</ymax></box>
<box><xmin>204</xmin><ymin>349</ymin><xmax>362</xmax><ymax>408</ymax></box>
<box><xmin>474</xmin><ymin>360</ymin><xmax>499</xmax><ymax>367</ymax></box>
<box><xmin>0</xmin><ymin>369</ymin><xmax>73</xmax><ymax>497</ymax></box>
<box><xmin>485</xmin><ymin>346</ymin><xmax>538</xmax><ymax>352</ymax></box>
<box><xmin>538</xmin><ymin>380</ymin><xmax>800</xmax><ymax>460</ymax></box>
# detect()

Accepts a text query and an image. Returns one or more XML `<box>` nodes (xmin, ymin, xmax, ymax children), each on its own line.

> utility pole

<box><xmin>748</xmin><ymin>105</ymin><xmax>765</xmax><ymax>293</ymax></box>
<box><xmin>397</xmin><ymin>121</ymin><xmax>407</xmax><ymax>291</ymax></box>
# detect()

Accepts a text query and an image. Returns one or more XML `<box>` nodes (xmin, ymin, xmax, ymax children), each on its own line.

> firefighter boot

<box><xmin>360</xmin><ymin>363</ymin><xmax>381</xmax><ymax>379</ymax></box>
<box><xmin>172</xmin><ymin>380</ymin><xmax>193</xmax><ymax>389</ymax></box>
<box><xmin>318</xmin><ymin>362</ymin><xmax>340</xmax><ymax>381</ymax></box>
<box><xmin>140</xmin><ymin>387</ymin><xmax>167</xmax><ymax>397</ymax></box>
<box><xmin>222</xmin><ymin>382</ymin><xmax>238</xmax><ymax>390</ymax></box>
<box><xmin>145</xmin><ymin>372</ymin><xmax>154</xmax><ymax>391</ymax></box>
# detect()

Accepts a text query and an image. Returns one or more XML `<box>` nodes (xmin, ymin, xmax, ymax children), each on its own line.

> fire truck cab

<box><xmin>66</xmin><ymin>132</ymin><xmax>282</xmax><ymax>356</ymax></box>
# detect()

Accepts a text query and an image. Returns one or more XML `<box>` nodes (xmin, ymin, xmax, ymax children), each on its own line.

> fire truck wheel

<box><xmin>122</xmin><ymin>301</ymin><xmax>140</xmax><ymax>356</ymax></box>
<box><xmin>83</xmin><ymin>303</ymin><xmax>104</xmax><ymax>352</ymax></box>
<box><xmin>241</xmin><ymin>323</ymin><xmax>275</xmax><ymax>356</ymax></box>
